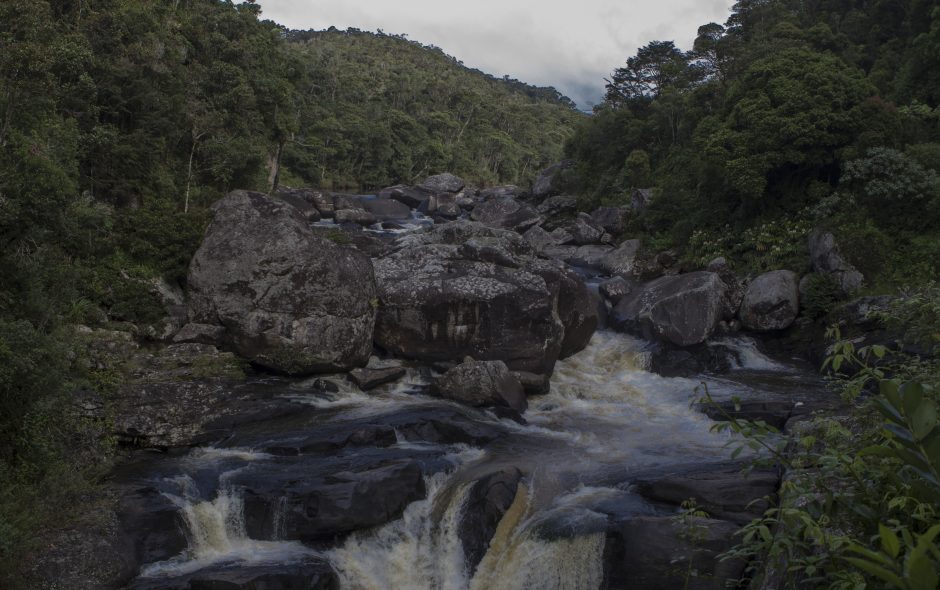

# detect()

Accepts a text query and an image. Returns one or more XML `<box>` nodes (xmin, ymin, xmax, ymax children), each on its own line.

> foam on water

<box><xmin>141</xmin><ymin>475</ymin><xmax>316</xmax><ymax>579</ymax></box>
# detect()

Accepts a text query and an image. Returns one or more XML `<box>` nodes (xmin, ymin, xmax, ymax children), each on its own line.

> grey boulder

<box><xmin>471</xmin><ymin>197</ymin><xmax>541</xmax><ymax>232</ymax></box>
<box><xmin>600</xmin><ymin>239</ymin><xmax>642</xmax><ymax>277</ymax></box>
<box><xmin>612</xmin><ymin>271</ymin><xmax>732</xmax><ymax>347</ymax></box>
<box><xmin>187</xmin><ymin>190</ymin><xmax>377</xmax><ymax>375</ymax></box>
<box><xmin>432</xmin><ymin>359</ymin><xmax>527</xmax><ymax>413</ymax></box>
<box><xmin>739</xmin><ymin>270</ymin><xmax>800</xmax><ymax>332</ymax></box>
<box><xmin>373</xmin><ymin>222</ymin><xmax>596</xmax><ymax>376</ymax></box>
<box><xmin>419</xmin><ymin>172</ymin><xmax>465</xmax><ymax>194</ymax></box>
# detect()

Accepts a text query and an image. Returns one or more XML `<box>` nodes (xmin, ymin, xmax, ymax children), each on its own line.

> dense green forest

<box><xmin>567</xmin><ymin>0</ymin><xmax>940</xmax><ymax>290</ymax></box>
<box><xmin>281</xmin><ymin>28</ymin><xmax>581</xmax><ymax>189</ymax></box>
<box><xmin>0</xmin><ymin>0</ymin><xmax>578</xmax><ymax>576</ymax></box>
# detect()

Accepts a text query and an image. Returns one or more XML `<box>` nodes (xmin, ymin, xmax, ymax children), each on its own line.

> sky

<box><xmin>255</xmin><ymin>0</ymin><xmax>735</xmax><ymax>110</ymax></box>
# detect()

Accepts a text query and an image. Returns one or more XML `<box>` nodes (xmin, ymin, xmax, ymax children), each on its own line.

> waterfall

<box><xmin>329</xmin><ymin>472</ymin><xmax>474</xmax><ymax>590</ymax></box>
<box><xmin>329</xmin><ymin>474</ymin><xmax>606</xmax><ymax>590</ymax></box>
<box><xmin>140</xmin><ymin>469</ymin><xmax>315</xmax><ymax>579</ymax></box>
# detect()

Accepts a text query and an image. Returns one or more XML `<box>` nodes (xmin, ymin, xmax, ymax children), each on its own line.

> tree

<box><xmin>604</xmin><ymin>41</ymin><xmax>693</xmax><ymax>105</ymax></box>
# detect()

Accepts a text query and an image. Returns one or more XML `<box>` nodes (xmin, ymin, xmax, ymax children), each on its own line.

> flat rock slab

<box><xmin>632</xmin><ymin>463</ymin><xmax>780</xmax><ymax>524</ymax></box>
<box><xmin>129</xmin><ymin>558</ymin><xmax>338</xmax><ymax>590</ymax></box>
<box><xmin>605</xmin><ymin>516</ymin><xmax>747</xmax><ymax>590</ymax></box>
<box><xmin>348</xmin><ymin>366</ymin><xmax>406</xmax><ymax>390</ymax></box>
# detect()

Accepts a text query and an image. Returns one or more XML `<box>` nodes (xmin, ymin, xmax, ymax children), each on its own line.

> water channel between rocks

<box><xmin>122</xmin><ymin>329</ymin><xmax>817</xmax><ymax>590</ymax></box>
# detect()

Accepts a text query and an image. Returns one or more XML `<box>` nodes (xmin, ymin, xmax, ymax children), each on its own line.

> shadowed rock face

<box><xmin>187</xmin><ymin>190</ymin><xmax>377</xmax><ymax>375</ymax></box>
<box><xmin>372</xmin><ymin>222</ymin><xmax>596</xmax><ymax>376</ymax></box>
<box><xmin>612</xmin><ymin>271</ymin><xmax>733</xmax><ymax>347</ymax></box>
<box><xmin>457</xmin><ymin>467</ymin><xmax>523</xmax><ymax>575</ymax></box>
<box><xmin>470</xmin><ymin>197</ymin><xmax>542</xmax><ymax>232</ymax></box>
<box><xmin>808</xmin><ymin>229</ymin><xmax>864</xmax><ymax>294</ymax></box>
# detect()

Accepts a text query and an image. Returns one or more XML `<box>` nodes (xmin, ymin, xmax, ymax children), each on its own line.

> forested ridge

<box><xmin>567</xmin><ymin>0</ymin><xmax>940</xmax><ymax>290</ymax></box>
<box><xmin>282</xmin><ymin>28</ymin><xmax>581</xmax><ymax>189</ymax></box>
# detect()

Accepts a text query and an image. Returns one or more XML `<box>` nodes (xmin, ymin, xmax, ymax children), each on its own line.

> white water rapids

<box><xmin>135</xmin><ymin>331</ymin><xmax>796</xmax><ymax>588</ymax></box>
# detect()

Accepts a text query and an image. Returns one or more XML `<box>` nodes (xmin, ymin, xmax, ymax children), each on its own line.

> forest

<box><xmin>1</xmin><ymin>0</ymin><xmax>940</xmax><ymax>587</ymax></box>
<box><xmin>567</xmin><ymin>0</ymin><xmax>940</xmax><ymax>290</ymax></box>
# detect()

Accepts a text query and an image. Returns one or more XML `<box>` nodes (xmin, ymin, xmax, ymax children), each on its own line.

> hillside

<box><xmin>566</xmin><ymin>0</ymin><xmax>940</xmax><ymax>290</ymax></box>
<box><xmin>281</xmin><ymin>28</ymin><xmax>582</xmax><ymax>189</ymax></box>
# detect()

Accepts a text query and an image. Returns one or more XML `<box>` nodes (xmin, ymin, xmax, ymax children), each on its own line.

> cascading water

<box><xmin>139</xmin><ymin>451</ymin><xmax>317</xmax><ymax>579</ymax></box>
<box><xmin>325</xmin><ymin>331</ymin><xmax>739</xmax><ymax>589</ymax></box>
<box><xmin>127</xmin><ymin>330</ymin><xmax>802</xmax><ymax>588</ymax></box>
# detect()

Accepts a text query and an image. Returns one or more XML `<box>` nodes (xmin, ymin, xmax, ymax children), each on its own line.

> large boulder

<box><xmin>373</xmin><ymin>222</ymin><xmax>596</xmax><ymax>376</ymax></box>
<box><xmin>471</xmin><ymin>197</ymin><xmax>541</xmax><ymax>232</ymax></box>
<box><xmin>612</xmin><ymin>272</ymin><xmax>732</xmax><ymax>347</ymax></box>
<box><xmin>590</xmin><ymin>206</ymin><xmax>630</xmax><ymax>235</ymax></box>
<box><xmin>378</xmin><ymin>184</ymin><xmax>432</xmax><ymax>209</ymax></box>
<box><xmin>808</xmin><ymin>230</ymin><xmax>864</xmax><ymax>294</ymax></box>
<box><xmin>550</xmin><ymin>213</ymin><xmax>605</xmax><ymax>245</ymax></box>
<box><xmin>419</xmin><ymin>172</ymin><xmax>465</xmax><ymax>194</ymax></box>
<box><xmin>543</xmin><ymin>245</ymin><xmax>615</xmax><ymax>271</ymax></box>
<box><xmin>600</xmin><ymin>239</ymin><xmax>642</xmax><ymax>277</ymax></box>
<box><xmin>273</xmin><ymin>188</ymin><xmax>322</xmax><ymax>222</ymax></box>
<box><xmin>739</xmin><ymin>270</ymin><xmax>800</xmax><ymax>332</ymax></box>
<box><xmin>535</xmin><ymin>195</ymin><xmax>578</xmax><ymax>229</ymax></box>
<box><xmin>432</xmin><ymin>359</ymin><xmax>527</xmax><ymax>413</ymax></box>
<box><xmin>187</xmin><ymin>190</ymin><xmax>377</xmax><ymax>375</ymax></box>
<box><xmin>361</xmin><ymin>197</ymin><xmax>412</xmax><ymax>221</ymax></box>
<box><xmin>532</xmin><ymin>160</ymin><xmax>573</xmax><ymax>198</ymax></box>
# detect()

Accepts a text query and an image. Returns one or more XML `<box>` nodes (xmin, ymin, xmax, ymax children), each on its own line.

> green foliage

<box><xmin>706</xmin><ymin>313</ymin><xmax>940</xmax><ymax>588</ymax></box>
<box><xmin>283</xmin><ymin>29</ymin><xmax>582</xmax><ymax>189</ymax></box>
<box><xmin>841</xmin><ymin>148</ymin><xmax>940</xmax><ymax>232</ymax></box>
<box><xmin>801</xmin><ymin>273</ymin><xmax>843</xmax><ymax>320</ymax></box>
<box><xmin>567</xmin><ymin>0</ymin><xmax>940</xmax><ymax>287</ymax></box>
<box><xmin>684</xmin><ymin>215</ymin><xmax>811</xmax><ymax>274</ymax></box>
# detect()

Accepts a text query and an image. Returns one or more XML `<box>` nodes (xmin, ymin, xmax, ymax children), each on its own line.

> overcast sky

<box><xmin>256</xmin><ymin>0</ymin><xmax>735</xmax><ymax>110</ymax></box>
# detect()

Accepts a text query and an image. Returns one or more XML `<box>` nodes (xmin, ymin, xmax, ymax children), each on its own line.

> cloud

<box><xmin>256</xmin><ymin>0</ymin><xmax>735</xmax><ymax>108</ymax></box>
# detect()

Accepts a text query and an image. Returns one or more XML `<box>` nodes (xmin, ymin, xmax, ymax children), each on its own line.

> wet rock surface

<box><xmin>458</xmin><ymin>467</ymin><xmax>523</xmax><ymax>574</ymax></box>
<box><xmin>129</xmin><ymin>559</ymin><xmax>339</xmax><ymax>590</ymax></box>
<box><xmin>432</xmin><ymin>359</ymin><xmax>527</xmax><ymax>413</ymax></box>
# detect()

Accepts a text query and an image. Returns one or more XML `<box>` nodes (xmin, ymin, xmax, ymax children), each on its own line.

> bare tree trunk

<box><xmin>184</xmin><ymin>130</ymin><xmax>205</xmax><ymax>213</ymax></box>
<box><xmin>454</xmin><ymin>108</ymin><xmax>475</xmax><ymax>145</ymax></box>
<box><xmin>270</xmin><ymin>141</ymin><xmax>285</xmax><ymax>194</ymax></box>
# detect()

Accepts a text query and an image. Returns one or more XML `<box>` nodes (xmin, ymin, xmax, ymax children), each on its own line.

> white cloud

<box><xmin>256</xmin><ymin>0</ymin><xmax>735</xmax><ymax>108</ymax></box>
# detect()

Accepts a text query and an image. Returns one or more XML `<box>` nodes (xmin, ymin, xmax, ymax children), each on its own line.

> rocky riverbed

<box><xmin>33</xmin><ymin>170</ymin><xmax>850</xmax><ymax>590</ymax></box>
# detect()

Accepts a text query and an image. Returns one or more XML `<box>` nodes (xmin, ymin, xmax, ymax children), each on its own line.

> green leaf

<box><xmin>908</xmin><ymin>551</ymin><xmax>938</xmax><ymax>590</ymax></box>
<box><xmin>912</xmin><ymin>401</ymin><xmax>938</xmax><ymax>442</ymax></box>
<box><xmin>880</xmin><ymin>524</ymin><xmax>901</xmax><ymax>559</ymax></box>
<box><xmin>843</xmin><ymin>557</ymin><xmax>905</xmax><ymax>587</ymax></box>
<box><xmin>887</xmin><ymin>423</ymin><xmax>918</xmax><ymax>445</ymax></box>
<box><xmin>882</xmin><ymin>380</ymin><xmax>903</xmax><ymax>410</ymax></box>
<box><xmin>877</xmin><ymin>398</ymin><xmax>907</xmax><ymax>425</ymax></box>
<box><xmin>903</xmin><ymin>382</ymin><xmax>926</xmax><ymax>418</ymax></box>
<box><xmin>858</xmin><ymin>444</ymin><xmax>898</xmax><ymax>458</ymax></box>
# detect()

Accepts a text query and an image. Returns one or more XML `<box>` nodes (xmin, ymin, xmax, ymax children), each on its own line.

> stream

<box><xmin>122</xmin><ymin>330</ymin><xmax>821</xmax><ymax>589</ymax></box>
